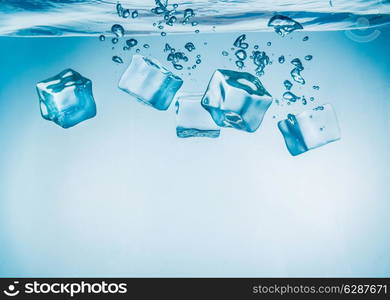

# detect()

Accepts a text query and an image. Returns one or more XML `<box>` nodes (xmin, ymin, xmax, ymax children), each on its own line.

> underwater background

<box><xmin>0</xmin><ymin>0</ymin><xmax>389</xmax><ymax>277</ymax></box>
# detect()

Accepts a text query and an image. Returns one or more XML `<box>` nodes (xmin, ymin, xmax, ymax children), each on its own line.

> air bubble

<box><xmin>235</xmin><ymin>49</ymin><xmax>247</xmax><ymax>60</ymax></box>
<box><xmin>122</xmin><ymin>9</ymin><xmax>130</xmax><ymax>18</ymax></box>
<box><xmin>126</xmin><ymin>38</ymin><xmax>138</xmax><ymax>47</ymax></box>
<box><xmin>111</xmin><ymin>24</ymin><xmax>125</xmax><ymax>37</ymax></box>
<box><xmin>184</xmin><ymin>42</ymin><xmax>196</xmax><ymax>52</ymax></box>
<box><xmin>235</xmin><ymin>60</ymin><xmax>244</xmax><ymax>69</ymax></box>
<box><xmin>112</xmin><ymin>56</ymin><xmax>123</xmax><ymax>64</ymax></box>
<box><xmin>305</xmin><ymin>55</ymin><xmax>313</xmax><ymax>61</ymax></box>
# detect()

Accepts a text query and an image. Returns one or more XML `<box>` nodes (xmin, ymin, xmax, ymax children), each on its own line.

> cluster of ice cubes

<box><xmin>36</xmin><ymin>54</ymin><xmax>341</xmax><ymax>156</ymax></box>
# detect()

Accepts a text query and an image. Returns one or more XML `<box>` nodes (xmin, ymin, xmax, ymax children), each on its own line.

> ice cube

<box><xmin>201</xmin><ymin>69</ymin><xmax>273</xmax><ymax>132</ymax></box>
<box><xmin>36</xmin><ymin>69</ymin><xmax>96</xmax><ymax>128</ymax></box>
<box><xmin>176</xmin><ymin>93</ymin><xmax>220</xmax><ymax>138</ymax></box>
<box><xmin>278</xmin><ymin>104</ymin><xmax>341</xmax><ymax>156</ymax></box>
<box><xmin>118</xmin><ymin>55</ymin><xmax>183</xmax><ymax>111</ymax></box>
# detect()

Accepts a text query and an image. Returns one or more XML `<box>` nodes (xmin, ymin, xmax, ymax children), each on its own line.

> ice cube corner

<box><xmin>36</xmin><ymin>69</ymin><xmax>97</xmax><ymax>128</ymax></box>
<box><xmin>278</xmin><ymin>104</ymin><xmax>341</xmax><ymax>156</ymax></box>
<box><xmin>118</xmin><ymin>55</ymin><xmax>183</xmax><ymax>111</ymax></box>
<box><xmin>201</xmin><ymin>69</ymin><xmax>273</xmax><ymax>133</ymax></box>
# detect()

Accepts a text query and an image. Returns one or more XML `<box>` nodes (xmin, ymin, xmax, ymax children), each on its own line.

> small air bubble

<box><xmin>235</xmin><ymin>49</ymin><xmax>247</xmax><ymax>60</ymax></box>
<box><xmin>184</xmin><ymin>8</ymin><xmax>195</xmax><ymax>19</ymax></box>
<box><xmin>305</xmin><ymin>55</ymin><xmax>313</xmax><ymax>61</ymax></box>
<box><xmin>235</xmin><ymin>60</ymin><xmax>244</xmax><ymax>69</ymax></box>
<box><xmin>174</xmin><ymin>64</ymin><xmax>183</xmax><ymax>70</ymax></box>
<box><xmin>132</xmin><ymin>10</ymin><xmax>139</xmax><ymax>18</ymax></box>
<box><xmin>112</xmin><ymin>56</ymin><xmax>123</xmax><ymax>64</ymax></box>
<box><xmin>122</xmin><ymin>9</ymin><xmax>130</xmax><ymax>18</ymax></box>
<box><xmin>111</xmin><ymin>24</ymin><xmax>125</xmax><ymax>37</ymax></box>
<box><xmin>126</xmin><ymin>38</ymin><xmax>138</xmax><ymax>47</ymax></box>
<box><xmin>184</xmin><ymin>42</ymin><xmax>196</xmax><ymax>52</ymax></box>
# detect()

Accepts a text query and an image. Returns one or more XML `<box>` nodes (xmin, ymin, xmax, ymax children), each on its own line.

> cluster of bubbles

<box><xmin>279</xmin><ymin>46</ymin><xmax>319</xmax><ymax>105</ymax></box>
<box><xmin>98</xmin><ymin>0</ymin><xmax>203</xmax><ymax>72</ymax></box>
<box><xmin>150</xmin><ymin>0</ymin><xmax>199</xmax><ymax>36</ymax></box>
<box><xmin>221</xmin><ymin>34</ymin><xmax>271</xmax><ymax>77</ymax></box>
<box><xmin>116</xmin><ymin>2</ymin><xmax>139</xmax><ymax>19</ymax></box>
<box><xmin>217</xmin><ymin>15</ymin><xmax>321</xmax><ymax>108</ymax></box>
<box><xmin>164</xmin><ymin>42</ymin><xmax>202</xmax><ymax>72</ymax></box>
<box><xmin>267</xmin><ymin>20</ymin><xmax>320</xmax><ymax>106</ymax></box>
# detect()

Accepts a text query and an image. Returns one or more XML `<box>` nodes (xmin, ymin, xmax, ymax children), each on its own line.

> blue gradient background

<box><xmin>0</xmin><ymin>27</ymin><xmax>389</xmax><ymax>277</ymax></box>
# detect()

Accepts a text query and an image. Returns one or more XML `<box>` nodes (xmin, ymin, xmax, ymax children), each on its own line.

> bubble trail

<box><xmin>252</xmin><ymin>51</ymin><xmax>269</xmax><ymax>76</ymax></box>
<box><xmin>116</xmin><ymin>3</ymin><xmax>123</xmax><ymax>17</ymax></box>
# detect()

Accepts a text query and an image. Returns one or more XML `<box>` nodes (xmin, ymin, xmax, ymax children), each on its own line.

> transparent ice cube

<box><xmin>201</xmin><ymin>69</ymin><xmax>273</xmax><ymax>132</ymax></box>
<box><xmin>118</xmin><ymin>55</ymin><xmax>183</xmax><ymax>111</ymax></box>
<box><xmin>176</xmin><ymin>93</ymin><xmax>220</xmax><ymax>138</ymax></box>
<box><xmin>278</xmin><ymin>104</ymin><xmax>341</xmax><ymax>156</ymax></box>
<box><xmin>36</xmin><ymin>69</ymin><xmax>97</xmax><ymax>128</ymax></box>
